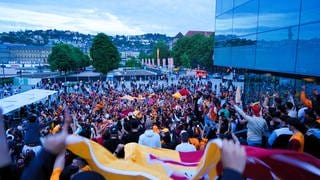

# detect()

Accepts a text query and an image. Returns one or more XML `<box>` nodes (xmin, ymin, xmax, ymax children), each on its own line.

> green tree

<box><xmin>48</xmin><ymin>43</ymin><xmax>76</xmax><ymax>73</ymax></box>
<box><xmin>125</xmin><ymin>58</ymin><xmax>141</xmax><ymax>67</ymax></box>
<box><xmin>90</xmin><ymin>33</ymin><xmax>120</xmax><ymax>74</ymax></box>
<box><xmin>172</xmin><ymin>34</ymin><xmax>214</xmax><ymax>70</ymax></box>
<box><xmin>138</xmin><ymin>50</ymin><xmax>151</xmax><ymax>59</ymax></box>
<box><xmin>151</xmin><ymin>41</ymin><xmax>170</xmax><ymax>59</ymax></box>
<box><xmin>180</xmin><ymin>53</ymin><xmax>191</xmax><ymax>68</ymax></box>
<box><xmin>71</xmin><ymin>47</ymin><xmax>91</xmax><ymax>69</ymax></box>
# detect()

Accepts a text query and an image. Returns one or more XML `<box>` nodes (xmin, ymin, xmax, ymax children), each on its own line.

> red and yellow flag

<box><xmin>66</xmin><ymin>136</ymin><xmax>320</xmax><ymax>180</ymax></box>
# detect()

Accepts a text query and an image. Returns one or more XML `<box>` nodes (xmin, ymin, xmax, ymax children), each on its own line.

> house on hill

<box><xmin>184</xmin><ymin>31</ymin><xmax>213</xmax><ymax>37</ymax></box>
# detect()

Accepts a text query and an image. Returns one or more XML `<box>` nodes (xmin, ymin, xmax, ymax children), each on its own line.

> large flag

<box><xmin>66</xmin><ymin>136</ymin><xmax>320</xmax><ymax>180</ymax></box>
<box><xmin>242</xmin><ymin>146</ymin><xmax>320</xmax><ymax>179</ymax></box>
<box><xmin>179</xmin><ymin>88</ymin><xmax>190</xmax><ymax>96</ymax></box>
<box><xmin>172</xmin><ymin>88</ymin><xmax>190</xmax><ymax>99</ymax></box>
<box><xmin>66</xmin><ymin>135</ymin><xmax>220</xmax><ymax>179</ymax></box>
<box><xmin>120</xmin><ymin>95</ymin><xmax>145</xmax><ymax>101</ymax></box>
<box><xmin>172</xmin><ymin>92</ymin><xmax>182</xmax><ymax>99</ymax></box>
<box><xmin>120</xmin><ymin>95</ymin><xmax>136</xmax><ymax>101</ymax></box>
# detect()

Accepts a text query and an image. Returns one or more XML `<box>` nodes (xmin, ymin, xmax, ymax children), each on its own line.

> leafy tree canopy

<box><xmin>172</xmin><ymin>34</ymin><xmax>213</xmax><ymax>70</ymax></box>
<box><xmin>138</xmin><ymin>50</ymin><xmax>151</xmax><ymax>59</ymax></box>
<box><xmin>125</xmin><ymin>58</ymin><xmax>141</xmax><ymax>67</ymax></box>
<box><xmin>90</xmin><ymin>33</ymin><xmax>120</xmax><ymax>74</ymax></box>
<box><xmin>151</xmin><ymin>41</ymin><xmax>171</xmax><ymax>60</ymax></box>
<box><xmin>71</xmin><ymin>47</ymin><xmax>91</xmax><ymax>69</ymax></box>
<box><xmin>48</xmin><ymin>43</ymin><xmax>90</xmax><ymax>73</ymax></box>
<box><xmin>48</xmin><ymin>44</ymin><xmax>75</xmax><ymax>73</ymax></box>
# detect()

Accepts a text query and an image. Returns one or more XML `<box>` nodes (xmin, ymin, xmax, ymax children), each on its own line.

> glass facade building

<box><xmin>214</xmin><ymin>0</ymin><xmax>320</xmax><ymax>102</ymax></box>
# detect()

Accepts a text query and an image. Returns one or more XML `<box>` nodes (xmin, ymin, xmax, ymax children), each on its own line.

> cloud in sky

<box><xmin>0</xmin><ymin>0</ymin><xmax>215</xmax><ymax>36</ymax></box>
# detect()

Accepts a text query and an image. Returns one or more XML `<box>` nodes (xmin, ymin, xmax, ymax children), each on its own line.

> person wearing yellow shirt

<box><xmin>287</xmin><ymin>118</ymin><xmax>307</xmax><ymax>152</ymax></box>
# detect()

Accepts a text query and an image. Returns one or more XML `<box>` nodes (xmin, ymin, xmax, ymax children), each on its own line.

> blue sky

<box><xmin>0</xmin><ymin>0</ymin><xmax>215</xmax><ymax>36</ymax></box>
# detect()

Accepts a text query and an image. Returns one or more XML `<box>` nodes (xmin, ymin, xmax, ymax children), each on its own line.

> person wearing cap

<box><xmin>175</xmin><ymin>131</ymin><xmax>196</xmax><ymax>152</ymax></box>
<box><xmin>138</xmin><ymin>120</ymin><xmax>161</xmax><ymax>148</ymax></box>
<box><xmin>233</xmin><ymin>102</ymin><xmax>268</xmax><ymax>147</ymax></box>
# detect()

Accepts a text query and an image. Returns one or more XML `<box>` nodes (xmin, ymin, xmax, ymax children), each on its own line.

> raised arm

<box><xmin>233</xmin><ymin>105</ymin><xmax>250</xmax><ymax>123</ymax></box>
<box><xmin>300</xmin><ymin>88</ymin><xmax>312</xmax><ymax>108</ymax></box>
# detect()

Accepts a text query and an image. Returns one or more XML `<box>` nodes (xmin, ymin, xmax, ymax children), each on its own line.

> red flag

<box><xmin>66</xmin><ymin>136</ymin><xmax>320</xmax><ymax>180</ymax></box>
<box><xmin>241</xmin><ymin>146</ymin><xmax>320</xmax><ymax>180</ymax></box>
<box><xmin>179</xmin><ymin>88</ymin><xmax>190</xmax><ymax>96</ymax></box>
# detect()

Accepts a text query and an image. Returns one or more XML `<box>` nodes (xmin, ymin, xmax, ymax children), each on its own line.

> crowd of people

<box><xmin>0</xmin><ymin>76</ymin><xmax>319</xmax><ymax>179</ymax></box>
<box><xmin>0</xmin><ymin>83</ymin><xmax>23</xmax><ymax>99</ymax></box>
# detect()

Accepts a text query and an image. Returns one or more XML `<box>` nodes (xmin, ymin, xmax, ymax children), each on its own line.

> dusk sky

<box><xmin>0</xmin><ymin>0</ymin><xmax>215</xmax><ymax>36</ymax></box>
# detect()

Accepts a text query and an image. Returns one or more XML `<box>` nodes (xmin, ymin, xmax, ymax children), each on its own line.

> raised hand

<box><xmin>221</xmin><ymin>139</ymin><xmax>246</xmax><ymax>174</ymax></box>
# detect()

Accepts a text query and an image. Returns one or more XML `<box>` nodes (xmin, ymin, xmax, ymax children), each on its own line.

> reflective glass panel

<box><xmin>258</xmin><ymin>0</ymin><xmax>300</xmax><ymax>32</ymax></box>
<box><xmin>215</xmin><ymin>10</ymin><xmax>234</xmax><ymax>37</ymax></box>
<box><xmin>233</xmin><ymin>0</ymin><xmax>258</xmax><ymax>36</ymax></box>
<box><xmin>255</xmin><ymin>27</ymin><xmax>298</xmax><ymax>73</ymax></box>
<box><xmin>234</xmin><ymin>0</ymin><xmax>251</xmax><ymax>8</ymax></box>
<box><xmin>296</xmin><ymin>22</ymin><xmax>320</xmax><ymax>76</ymax></box>
<box><xmin>300</xmin><ymin>0</ymin><xmax>320</xmax><ymax>24</ymax></box>
<box><xmin>231</xmin><ymin>34</ymin><xmax>257</xmax><ymax>68</ymax></box>
<box><xmin>221</xmin><ymin>0</ymin><xmax>234</xmax><ymax>14</ymax></box>
<box><xmin>216</xmin><ymin>0</ymin><xmax>223</xmax><ymax>16</ymax></box>
<box><xmin>214</xmin><ymin>47</ymin><xmax>232</xmax><ymax>66</ymax></box>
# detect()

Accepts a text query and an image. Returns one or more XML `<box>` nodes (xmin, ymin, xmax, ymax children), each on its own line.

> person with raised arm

<box><xmin>231</xmin><ymin>100</ymin><xmax>268</xmax><ymax>147</ymax></box>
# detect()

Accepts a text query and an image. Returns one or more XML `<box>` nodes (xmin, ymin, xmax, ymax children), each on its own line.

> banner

<box><xmin>162</xmin><ymin>58</ymin><xmax>166</xmax><ymax>68</ymax></box>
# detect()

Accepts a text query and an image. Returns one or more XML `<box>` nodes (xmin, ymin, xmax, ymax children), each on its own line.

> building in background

<box><xmin>185</xmin><ymin>30</ymin><xmax>213</xmax><ymax>37</ymax></box>
<box><xmin>0</xmin><ymin>44</ymin><xmax>51</xmax><ymax>66</ymax></box>
<box><xmin>0</xmin><ymin>45</ymin><xmax>10</xmax><ymax>64</ymax></box>
<box><xmin>214</xmin><ymin>0</ymin><xmax>320</xmax><ymax>102</ymax></box>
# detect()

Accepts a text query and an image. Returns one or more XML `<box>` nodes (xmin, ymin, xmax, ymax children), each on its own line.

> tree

<box><xmin>48</xmin><ymin>44</ymin><xmax>75</xmax><ymax>73</ymax></box>
<box><xmin>151</xmin><ymin>41</ymin><xmax>170</xmax><ymax>59</ymax></box>
<box><xmin>48</xmin><ymin>44</ymin><xmax>90</xmax><ymax>73</ymax></box>
<box><xmin>138</xmin><ymin>50</ymin><xmax>151</xmax><ymax>59</ymax></box>
<box><xmin>180</xmin><ymin>53</ymin><xmax>191</xmax><ymax>68</ymax></box>
<box><xmin>71</xmin><ymin>47</ymin><xmax>91</xmax><ymax>70</ymax></box>
<box><xmin>172</xmin><ymin>34</ymin><xmax>214</xmax><ymax>70</ymax></box>
<box><xmin>125</xmin><ymin>58</ymin><xmax>141</xmax><ymax>67</ymax></box>
<box><xmin>90</xmin><ymin>33</ymin><xmax>120</xmax><ymax>74</ymax></box>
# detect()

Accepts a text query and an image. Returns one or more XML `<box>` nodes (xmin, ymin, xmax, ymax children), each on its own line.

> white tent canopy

<box><xmin>0</xmin><ymin>89</ymin><xmax>57</xmax><ymax>114</ymax></box>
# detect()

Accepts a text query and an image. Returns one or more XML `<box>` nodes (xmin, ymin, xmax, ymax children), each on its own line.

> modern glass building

<box><xmin>214</xmin><ymin>0</ymin><xmax>320</xmax><ymax>102</ymax></box>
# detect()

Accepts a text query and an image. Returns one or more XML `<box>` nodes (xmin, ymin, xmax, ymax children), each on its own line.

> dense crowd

<box><xmin>1</xmin><ymin>76</ymin><xmax>319</xmax><ymax>179</ymax></box>
<box><xmin>0</xmin><ymin>83</ymin><xmax>22</xmax><ymax>99</ymax></box>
